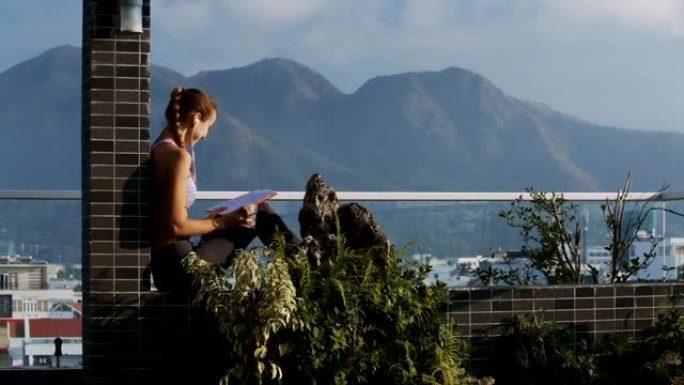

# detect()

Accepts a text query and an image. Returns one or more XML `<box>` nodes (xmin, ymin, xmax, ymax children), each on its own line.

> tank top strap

<box><xmin>150</xmin><ymin>138</ymin><xmax>176</xmax><ymax>152</ymax></box>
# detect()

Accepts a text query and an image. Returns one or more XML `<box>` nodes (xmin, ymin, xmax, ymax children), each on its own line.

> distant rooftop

<box><xmin>0</xmin><ymin>255</ymin><xmax>47</xmax><ymax>265</ymax></box>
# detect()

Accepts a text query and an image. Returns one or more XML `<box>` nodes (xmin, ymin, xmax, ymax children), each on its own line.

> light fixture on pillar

<box><xmin>119</xmin><ymin>0</ymin><xmax>143</xmax><ymax>33</ymax></box>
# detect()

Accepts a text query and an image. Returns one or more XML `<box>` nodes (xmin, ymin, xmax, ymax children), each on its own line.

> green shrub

<box><xmin>183</xmin><ymin>234</ymin><xmax>469</xmax><ymax>385</ymax></box>
<box><xmin>492</xmin><ymin>298</ymin><xmax>684</xmax><ymax>385</ymax></box>
<box><xmin>494</xmin><ymin>314</ymin><xmax>597</xmax><ymax>385</ymax></box>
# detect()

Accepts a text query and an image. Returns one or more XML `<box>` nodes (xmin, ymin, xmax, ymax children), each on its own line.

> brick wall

<box><xmin>448</xmin><ymin>282</ymin><xmax>684</xmax><ymax>368</ymax></box>
<box><xmin>81</xmin><ymin>1</ymin><xmax>152</xmax><ymax>383</ymax></box>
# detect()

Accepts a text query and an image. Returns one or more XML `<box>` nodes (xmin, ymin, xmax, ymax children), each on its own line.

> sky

<box><xmin>1</xmin><ymin>0</ymin><xmax>683</xmax><ymax>132</ymax></box>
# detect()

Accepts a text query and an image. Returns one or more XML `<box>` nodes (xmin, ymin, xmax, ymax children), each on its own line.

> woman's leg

<box><xmin>195</xmin><ymin>206</ymin><xmax>301</xmax><ymax>267</ymax></box>
<box><xmin>254</xmin><ymin>207</ymin><xmax>301</xmax><ymax>248</ymax></box>
<box><xmin>150</xmin><ymin>239</ymin><xmax>193</xmax><ymax>293</ymax></box>
<box><xmin>194</xmin><ymin>226</ymin><xmax>258</xmax><ymax>267</ymax></box>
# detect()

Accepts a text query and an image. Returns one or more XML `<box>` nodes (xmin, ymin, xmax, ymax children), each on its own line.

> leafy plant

<box><xmin>496</xmin><ymin>188</ymin><xmax>583</xmax><ymax>285</ymax></box>
<box><xmin>482</xmin><ymin>174</ymin><xmax>672</xmax><ymax>286</ymax></box>
<box><xmin>600</xmin><ymin>173</ymin><xmax>664</xmax><ymax>282</ymax></box>
<box><xmin>648</xmin><ymin>294</ymin><xmax>684</xmax><ymax>354</ymax></box>
<box><xmin>183</xmin><ymin>231</ymin><xmax>469</xmax><ymax>384</ymax></box>
<box><xmin>184</xmin><ymin>246</ymin><xmax>301</xmax><ymax>384</ymax></box>
<box><xmin>592</xmin><ymin>294</ymin><xmax>684</xmax><ymax>385</ymax></box>
<box><xmin>495</xmin><ymin>314</ymin><xmax>597</xmax><ymax>385</ymax></box>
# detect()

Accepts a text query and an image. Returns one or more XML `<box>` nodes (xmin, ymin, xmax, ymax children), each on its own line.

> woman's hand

<box><xmin>214</xmin><ymin>204</ymin><xmax>257</xmax><ymax>229</ymax></box>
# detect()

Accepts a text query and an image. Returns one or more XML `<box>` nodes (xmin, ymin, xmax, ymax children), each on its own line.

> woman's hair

<box><xmin>164</xmin><ymin>87</ymin><xmax>217</xmax><ymax>147</ymax></box>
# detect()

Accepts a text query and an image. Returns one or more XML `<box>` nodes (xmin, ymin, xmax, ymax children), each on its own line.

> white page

<box><xmin>207</xmin><ymin>189</ymin><xmax>277</xmax><ymax>215</ymax></box>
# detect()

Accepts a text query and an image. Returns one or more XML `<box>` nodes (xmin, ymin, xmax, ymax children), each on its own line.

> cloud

<box><xmin>147</xmin><ymin>0</ymin><xmax>684</xmax><ymax>133</ymax></box>
<box><xmin>152</xmin><ymin>0</ymin><xmax>215</xmax><ymax>36</ymax></box>
<box><xmin>541</xmin><ymin>0</ymin><xmax>684</xmax><ymax>36</ymax></box>
<box><xmin>150</xmin><ymin>0</ymin><xmax>684</xmax><ymax>81</ymax></box>
<box><xmin>153</xmin><ymin>0</ymin><xmax>333</xmax><ymax>33</ymax></box>
<box><xmin>0</xmin><ymin>0</ymin><xmax>670</xmax><ymax>79</ymax></box>
<box><xmin>0</xmin><ymin>0</ymin><xmax>679</xmax><ymax>131</ymax></box>
<box><xmin>226</xmin><ymin>0</ymin><xmax>332</xmax><ymax>27</ymax></box>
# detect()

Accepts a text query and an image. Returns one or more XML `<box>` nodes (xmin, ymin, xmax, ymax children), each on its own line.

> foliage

<box><xmin>184</xmin><ymin>247</ymin><xmax>300</xmax><ymax>384</ymax></box>
<box><xmin>488</xmin><ymin>188</ymin><xmax>584</xmax><ymax>285</ymax></box>
<box><xmin>600</xmin><ymin>173</ymin><xmax>663</xmax><ymax>282</ymax></box>
<box><xmin>493</xmin><ymin>295</ymin><xmax>684</xmax><ymax>385</ymax></box>
<box><xmin>479</xmin><ymin>174</ymin><xmax>670</xmax><ymax>286</ymax></box>
<box><xmin>494</xmin><ymin>314</ymin><xmax>597</xmax><ymax>385</ymax></box>
<box><xmin>594</xmin><ymin>294</ymin><xmax>684</xmax><ymax>385</ymax></box>
<box><xmin>183</xmin><ymin>232</ymin><xmax>469</xmax><ymax>385</ymax></box>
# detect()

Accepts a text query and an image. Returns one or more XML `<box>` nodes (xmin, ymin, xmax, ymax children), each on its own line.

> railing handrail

<box><xmin>1</xmin><ymin>189</ymin><xmax>684</xmax><ymax>201</ymax></box>
<box><xmin>0</xmin><ymin>190</ymin><xmax>81</xmax><ymax>200</ymax></box>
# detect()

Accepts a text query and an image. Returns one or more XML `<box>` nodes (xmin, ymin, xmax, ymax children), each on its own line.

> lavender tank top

<box><xmin>150</xmin><ymin>138</ymin><xmax>198</xmax><ymax>208</ymax></box>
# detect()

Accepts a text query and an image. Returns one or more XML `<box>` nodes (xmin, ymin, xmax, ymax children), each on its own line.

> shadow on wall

<box><xmin>118</xmin><ymin>163</ymin><xmax>152</xmax><ymax>291</ymax></box>
<box><xmin>107</xmin><ymin>163</ymin><xmax>231</xmax><ymax>385</ymax></box>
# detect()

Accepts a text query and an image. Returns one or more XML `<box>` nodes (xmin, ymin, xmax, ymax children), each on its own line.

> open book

<box><xmin>206</xmin><ymin>189</ymin><xmax>277</xmax><ymax>215</ymax></box>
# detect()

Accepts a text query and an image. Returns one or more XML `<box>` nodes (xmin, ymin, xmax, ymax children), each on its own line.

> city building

<box><xmin>0</xmin><ymin>270</ymin><xmax>82</xmax><ymax>368</ymax></box>
<box><xmin>0</xmin><ymin>255</ymin><xmax>48</xmax><ymax>290</ymax></box>
<box><xmin>634</xmin><ymin>237</ymin><xmax>684</xmax><ymax>281</ymax></box>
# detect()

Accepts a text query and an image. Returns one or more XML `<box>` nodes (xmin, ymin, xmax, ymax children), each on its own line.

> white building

<box><xmin>633</xmin><ymin>237</ymin><xmax>684</xmax><ymax>281</ymax></box>
<box><xmin>0</xmin><ymin>289</ymin><xmax>82</xmax><ymax>319</ymax></box>
<box><xmin>0</xmin><ymin>289</ymin><xmax>82</xmax><ymax>368</ymax></box>
<box><xmin>584</xmin><ymin>246</ymin><xmax>612</xmax><ymax>280</ymax></box>
<box><xmin>0</xmin><ymin>256</ymin><xmax>48</xmax><ymax>290</ymax></box>
<box><xmin>412</xmin><ymin>254</ymin><xmax>479</xmax><ymax>286</ymax></box>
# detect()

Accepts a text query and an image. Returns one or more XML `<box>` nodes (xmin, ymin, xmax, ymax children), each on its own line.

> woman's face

<box><xmin>190</xmin><ymin>110</ymin><xmax>216</xmax><ymax>145</ymax></box>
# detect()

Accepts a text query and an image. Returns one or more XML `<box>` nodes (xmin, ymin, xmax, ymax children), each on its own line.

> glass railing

<box><xmin>192</xmin><ymin>190</ymin><xmax>684</xmax><ymax>286</ymax></box>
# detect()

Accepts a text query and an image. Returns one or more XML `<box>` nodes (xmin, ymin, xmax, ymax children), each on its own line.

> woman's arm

<box><xmin>164</xmin><ymin>149</ymin><xmax>248</xmax><ymax>238</ymax></box>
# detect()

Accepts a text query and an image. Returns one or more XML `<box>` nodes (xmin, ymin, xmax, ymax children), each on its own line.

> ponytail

<box><xmin>170</xmin><ymin>87</ymin><xmax>184</xmax><ymax>146</ymax></box>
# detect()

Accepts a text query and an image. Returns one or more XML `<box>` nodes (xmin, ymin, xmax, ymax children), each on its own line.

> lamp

<box><xmin>119</xmin><ymin>0</ymin><xmax>143</xmax><ymax>33</ymax></box>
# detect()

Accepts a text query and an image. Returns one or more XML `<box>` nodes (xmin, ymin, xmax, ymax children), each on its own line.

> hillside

<box><xmin>2</xmin><ymin>45</ymin><xmax>683</xmax><ymax>262</ymax></box>
<box><xmin>3</xmin><ymin>45</ymin><xmax>683</xmax><ymax>192</ymax></box>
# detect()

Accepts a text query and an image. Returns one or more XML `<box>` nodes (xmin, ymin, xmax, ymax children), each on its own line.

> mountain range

<box><xmin>2</xmin><ymin>45</ymin><xmax>684</xmax><ymax>262</ymax></box>
<box><xmin>1</xmin><ymin>44</ymin><xmax>683</xmax><ymax>192</ymax></box>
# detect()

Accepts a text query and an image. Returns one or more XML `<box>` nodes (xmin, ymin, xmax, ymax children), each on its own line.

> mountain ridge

<box><xmin>4</xmin><ymin>45</ymin><xmax>684</xmax><ymax>263</ymax></box>
<box><xmin>2</xmin><ymin>45</ymin><xmax>683</xmax><ymax>192</ymax></box>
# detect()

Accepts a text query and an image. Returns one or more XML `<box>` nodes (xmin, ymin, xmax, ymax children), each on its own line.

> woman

<box><xmin>150</xmin><ymin>87</ymin><xmax>298</xmax><ymax>292</ymax></box>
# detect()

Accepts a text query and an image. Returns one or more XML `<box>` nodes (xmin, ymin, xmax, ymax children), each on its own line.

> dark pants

<box><xmin>151</xmin><ymin>211</ymin><xmax>299</xmax><ymax>293</ymax></box>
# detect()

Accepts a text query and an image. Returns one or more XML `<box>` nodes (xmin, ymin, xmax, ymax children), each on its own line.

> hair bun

<box><xmin>171</xmin><ymin>86</ymin><xmax>183</xmax><ymax>99</ymax></box>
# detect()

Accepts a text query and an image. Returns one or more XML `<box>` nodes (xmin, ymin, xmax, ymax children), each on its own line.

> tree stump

<box><xmin>298</xmin><ymin>174</ymin><xmax>390</xmax><ymax>266</ymax></box>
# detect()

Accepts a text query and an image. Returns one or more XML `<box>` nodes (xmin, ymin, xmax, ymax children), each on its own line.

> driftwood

<box><xmin>298</xmin><ymin>174</ymin><xmax>390</xmax><ymax>266</ymax></box>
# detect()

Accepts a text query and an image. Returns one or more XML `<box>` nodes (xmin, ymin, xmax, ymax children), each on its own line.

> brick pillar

<box><xmin>81</xmin><ymin>1</ymin><xmax>151</xmax><ymax>383</ymax></box>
